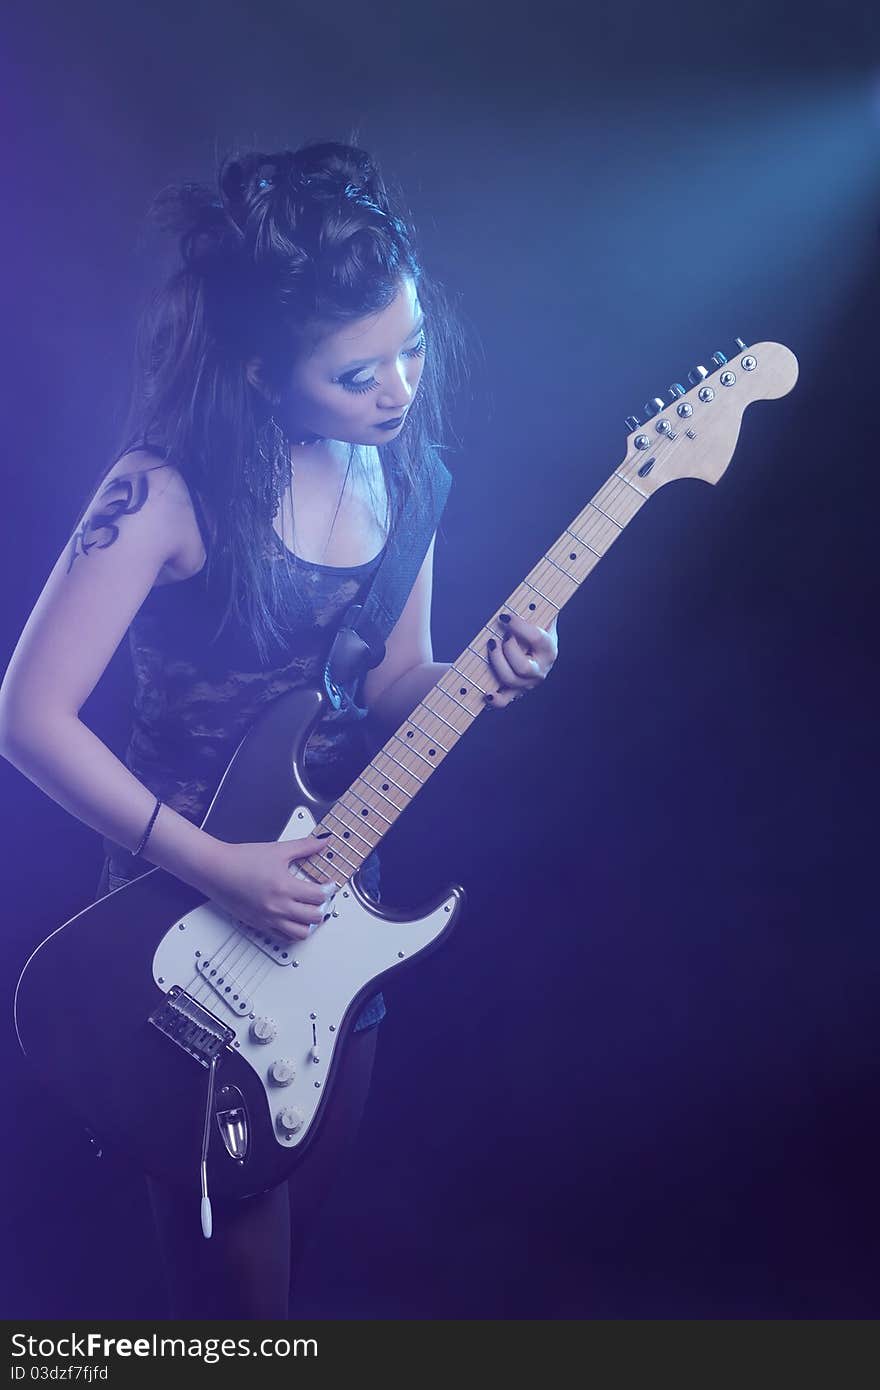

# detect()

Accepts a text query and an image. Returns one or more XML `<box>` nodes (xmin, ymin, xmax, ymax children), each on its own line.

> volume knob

<box><xmin>268</xmin><ymin>1058</ymin><xmax>296</xmax><ymax>1087</ymax></box>
<box><xmin>276</xmin><ymin>1105</ymin><xmax>305</xmax><ymax>1136</ymax></box>
<box><xmin>250</xmin><ymin>1016</ymin><xmax>278</xmax><ymax>1045</ymax></box>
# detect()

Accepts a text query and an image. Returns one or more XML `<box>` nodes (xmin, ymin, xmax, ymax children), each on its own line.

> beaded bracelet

<box><xmin>133</xmin><ymin>796</ymin><xmax>162</xmax><ymax>858</ymax></box>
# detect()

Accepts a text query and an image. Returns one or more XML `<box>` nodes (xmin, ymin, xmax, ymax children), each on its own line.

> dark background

<box><xmin>2</xmin><ymin>0</ymin><xmax>878</xmax><ymax>1317</ymax></box>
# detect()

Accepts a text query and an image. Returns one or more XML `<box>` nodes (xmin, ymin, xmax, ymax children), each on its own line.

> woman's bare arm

<box><xmin>0</xmin><ymin>453</ymin><xmax>227</xmax><ymax>894</ymax></box>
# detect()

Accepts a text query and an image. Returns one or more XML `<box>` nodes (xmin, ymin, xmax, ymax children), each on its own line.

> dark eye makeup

<box><xmin>337</xmin><ymin>332</ymin><xmax>427</xmax><ymax>395</ymax></box>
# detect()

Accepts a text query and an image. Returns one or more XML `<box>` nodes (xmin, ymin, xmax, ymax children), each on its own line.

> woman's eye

<box><xmin>339</xmin><ymin>333</ymin><xmax>427</xmax><ymax>394</ymax></box>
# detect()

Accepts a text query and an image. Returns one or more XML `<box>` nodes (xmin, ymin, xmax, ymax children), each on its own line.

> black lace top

<box><xmin>103</xmin><ymin>475</ymin><xmax>385</xmax><ymax>897</ymax></box>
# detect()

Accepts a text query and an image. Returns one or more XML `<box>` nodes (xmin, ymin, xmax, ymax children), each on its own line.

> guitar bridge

<box><xmin>149</xmin><ymin>985</ymin><xmax>235</xmax><ymax>1068</ymax></box>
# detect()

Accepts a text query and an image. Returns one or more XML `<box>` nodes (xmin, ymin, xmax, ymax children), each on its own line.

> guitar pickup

<box><xmin>196</xmin><ymin>956</ymin><xmax>253</xmax><ymax>1015</ymax></box>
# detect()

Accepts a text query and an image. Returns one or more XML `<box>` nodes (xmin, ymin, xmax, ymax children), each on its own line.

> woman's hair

<box><xmin>100</xmin><ymin>137</ymin><xmax>470</xmax><ymax>661</ymax></box>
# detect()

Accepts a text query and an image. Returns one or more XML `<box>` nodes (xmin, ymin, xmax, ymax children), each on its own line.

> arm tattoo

<box><xmin>66</xmin><ymin>472</ymin><xmax>150</xmax><ymax>572</ymax></box>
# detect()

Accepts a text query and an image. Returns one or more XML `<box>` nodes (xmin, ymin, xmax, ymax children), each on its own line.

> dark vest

<box><xmin>103</xmin><ymin>447</ymin><xmax>452</xmax><ymax>885</ymax></box>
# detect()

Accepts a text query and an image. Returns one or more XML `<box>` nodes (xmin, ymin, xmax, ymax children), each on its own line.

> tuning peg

<box><xmin>624</xmin><ymin>414</ymin><xmax>640</xmax><ymax>432</ymax></box>
<box><xmin>686</xmin><ymin>365</ymin><xmax>709</xmax><ymax>386</ymax></box>
<box><xmin>642</xmin><ymin>397</ymin><xmax>665</xmax><ymax>418</ymax></box>
<box><xmin>666</xmin><ymin>383</ymin><xmax>686</xmax><ymax>401</ymax></box>
<box><xmin>734</xmin><ymin>337</ymin><xmax>747</xmax><ymax>352</ymax></box>
<box><xmin>710</xmin><ymin>351</ymin><xmax>728</xmax><ymax>367</ymax></box>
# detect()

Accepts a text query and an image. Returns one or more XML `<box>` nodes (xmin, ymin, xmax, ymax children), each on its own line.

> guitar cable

<box><xmin>200</xmin><ymin>1053</ymin><xmax>220</xmax><ymax>1239</ymax></box>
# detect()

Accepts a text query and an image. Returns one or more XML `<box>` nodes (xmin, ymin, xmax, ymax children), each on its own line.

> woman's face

<box><xmin>274</xmin><ymin>275</ymin><xmax>427</xmax><ymax>447</ymax></box>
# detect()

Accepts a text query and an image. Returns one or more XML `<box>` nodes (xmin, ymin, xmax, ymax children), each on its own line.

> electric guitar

<box><xmin>14</xmin><ymin>340</ymin><xmax>798</xmax><ymax>1228</ymax></box>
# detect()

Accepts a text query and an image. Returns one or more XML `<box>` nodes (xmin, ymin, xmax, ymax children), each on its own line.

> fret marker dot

<box><xmin>528</xmin><ymin>603</ymin><xmax>536</xmax><ymax>610</ymax></box>
<box><xmin>361</xmin><ymin>808</ymin><xmax>369</xmax><ymax>816</ymax></box>
<box><xmin>429</xmin><ymin>749</ymin><xmax>436</xmax><ymax>756</ymax></box>
<box><xmin>406</xmin><ymin>730</ymin><xmax>414</xmax><ymax>738</ymax></box>
<box><xmin>459</xmin><ymin>687</ymin><xmax>467</xmax><ymax>695</ymax></box>
<box><xmin>382</xmin><ymin>783</ymin><xmax>389</xmax><ymax>790</ymax></box>
<box><xmin>343</xmin><ymin>831</ymin><xmax>350</xmax><ymax>839</ymax></box>
<box><xmin>327</xmin><ymin>851</ymin><xmax>334</xmax><ymax>859</ymax></box>
<box><xmin>569</xmin><ymin>552</ymin><xmax>577</xmax><ymax>559</ymax></box>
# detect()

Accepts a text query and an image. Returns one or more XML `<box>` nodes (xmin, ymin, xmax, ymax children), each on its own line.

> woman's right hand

<box><xmin>201</xmin><ymin>835</ymin><xmax>337</xmax><ymax>940</ymax></box>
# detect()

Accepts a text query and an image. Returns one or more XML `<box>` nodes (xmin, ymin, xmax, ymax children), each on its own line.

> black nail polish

<box><xmin>483</xmin><ymin>692</ymin><xmax>494</xmax><ymax>702</ymax></box>
<box><xmin>499</xmin><ymin>612</ymin><xmax>511</xmax><ymax>623</ymax></box>
<box><xmin>487</xmin><ymin>637</ymin><xmax>497</xmax><ymax>650</ymax></box>
<box><xmin>315</xmin><ymin>830</ymin><xmax>332</xmax><ymax>839</ymax></box>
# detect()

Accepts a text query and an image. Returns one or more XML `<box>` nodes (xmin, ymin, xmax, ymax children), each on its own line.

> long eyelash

<box><xmin>342</xmin><ymin>379</ymin><xmax>379</xmax><ymax>396</ymax></box>
<box><xmin>339</xmin><ymin>334</ymin><xmax>427</xmax><ymax>394</ymax></box>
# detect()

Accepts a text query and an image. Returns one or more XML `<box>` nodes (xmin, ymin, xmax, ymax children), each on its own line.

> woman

<box><xmin>0</xmin><ymin>140</ymin><xmax>558</xmax><ymax>1318</ymax></box>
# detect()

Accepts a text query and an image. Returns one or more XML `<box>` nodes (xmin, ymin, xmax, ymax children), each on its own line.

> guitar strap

<box><xmin>321</xmin><ymin>449</ymin><xmax>452</xmax><ymax>719</ymax></box>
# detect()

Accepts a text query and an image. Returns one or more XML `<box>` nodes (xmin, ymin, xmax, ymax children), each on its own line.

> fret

<box><xmin>356</xmin><ymin>776</ymin><xmax>405</xmax><ymax>817</ymax></box>
<box><xmin>572</xmin><ymin>533</ymin><xmax>603</xmax><ymax>559</ymax></box>
<box><xmin>336</xmin><ymin>792</ymin><xmax>390</xmax><ymax>832</ymax></box>
<box><xmin>326</xmin><ymin>808</ymin><xmax>374</xmax><ymax>851</ymax></box>
<box><xmin>393</xmin><ymin>731</ymin><xmax>441</xmax><ymax>769</ymax></box>
<box><xmin>420</xmin><ymin>703</ymin><xmax>458</xmax><ymax>737</ymax></box>
<box><xmin>315</xmin><ymin>839</ymin><xmax>359</xmax><ymax>875</ymax></box>
<box><xmin>581</xmin><ymin>508</ymin><xmax>619</xmax><ymax>551</ymax></box>
<box><xmin>360</xmin><ymin>763</ymin><xmax>409</xmax><ymax>802</ymax></box>
<box><xmin>375</xmin><ymin>748</ymin><xmax>425</xmax><ymax>789</ymax></box>
<box><xmin>614</xmin><ymin>470</ymin><xmax>648</xmax><ymax>499</ymax></box>
<box><xmin>521</xmin><ymin>569</ymin><xmax>565</xmax><ymax>604</ymax></box>
<box><xmin>435</xmin><ymin>685</ymin><xmax>474</xmax><ymax>716</ymax></box>
<box><xmin>586</xmin><ymin>499</ymin><xmax>623</xmax><ymax>528</ymax></box>
<box><xmin>521</xmin><ymin>578</ymin><xmax>560</xmax><ymax>610</ymax></box>
<box><xmin>466</xmin><ymin>643</ymin><xmax>495</xmax><ymax>666</ymax></box>
<box><xmin>566</xmin><ymin>512</ymin><xmax>610</xmax><ymax>549</ymax></box>
<box><xmin>547</xmin><ymin>540</ymin><xmax>600</xmax><ymax>585</ymax></box>
<box><xmin>384</xmin><ymin>743</ymin><xmax>432</xmax><ymax>784</ymax></box>
<box><xmin>452</xmin><ymin>662</ymin><xmax>490</xmax><ymax>696</ymax></box>
<box><xmin>400</xmin><ymin>718</ymin><xmax>451</xmax><ymax>755</ymax></box>
<box><xmin>542</xmin><ymin>553</ymin><xmax>579</xmax><ymax>582</ymax></box>
<box><xmin>296</xmin><ymin>863</ymin><xmax>327</xmax><ymax>887</ymax></box>
<box><xmin>594</xmin><ymin>477</ymin><xmax>643</xmax><ymax>523</ymax></box>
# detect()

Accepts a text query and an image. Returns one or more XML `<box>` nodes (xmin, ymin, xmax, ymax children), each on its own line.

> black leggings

<box><xmin>146</xmin><ymin>1023</ymin><xmax>378</xmax><ymax>1319</ymax></box>
<box><xmin>95</xmin><ymin>858</ymin><xmax>380</xmax><ymax>1319</ymax></box>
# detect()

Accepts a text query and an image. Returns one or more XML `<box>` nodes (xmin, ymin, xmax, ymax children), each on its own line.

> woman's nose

<box><xmin>378</xmin><ymin>362</ymin><xmax>416</xmax><ymax>409</ymax></box>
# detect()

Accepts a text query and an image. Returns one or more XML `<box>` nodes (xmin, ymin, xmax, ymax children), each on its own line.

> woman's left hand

<box><xmin>485</xmin><ymin>612</ymin><xmax>558</xmax><ymax>709</ymax></box>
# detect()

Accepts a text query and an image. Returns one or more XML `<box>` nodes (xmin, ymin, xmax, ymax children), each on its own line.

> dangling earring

<box><xmin>248</xmin><ymin>411</ymin><xmax>293</xmax><ymax>517</ymax></box>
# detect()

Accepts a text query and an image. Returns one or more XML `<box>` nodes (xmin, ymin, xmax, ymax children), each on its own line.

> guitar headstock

<box><xmin>617</xmin><ymin>340</ymin><xmax>798</xmax><ymax>493</ymax></box>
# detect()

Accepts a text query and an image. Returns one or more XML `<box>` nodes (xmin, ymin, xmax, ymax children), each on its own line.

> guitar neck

<box><xmin>309</xmin><ymin>466</ymin><xmax>650</xmax><ymax>886</ymax></box>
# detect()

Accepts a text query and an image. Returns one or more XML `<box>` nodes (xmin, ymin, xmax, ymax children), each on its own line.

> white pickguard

<box><xmin>151</xmin><ymin>805</ymin><xmax>455</xmax><ymax>1147</ymax></box>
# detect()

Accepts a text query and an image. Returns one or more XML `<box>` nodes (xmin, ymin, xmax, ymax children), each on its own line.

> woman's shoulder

<box><xmin>104</xmin><ymin>448</ymin><xmax>208</xmax><ymax>583</ymax></box>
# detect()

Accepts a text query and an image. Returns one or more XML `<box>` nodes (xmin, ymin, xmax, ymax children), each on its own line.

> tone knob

<box><xmin>710</xmin><ymin>351</ymin><xmax>728</xmax><ymax>367</ymax></box>
<box><xmin>642</xmin><ymin>397</ymin><xmax>665</xmax><ymax>418</ymax></box>
<box><xmin>666</xmin><ymin>383</ymin><xmax>686</xmax><ymax>400</ymax></box>
<box><xmin>624</xmin><ymin>414</ymin><xmax>640</xmax><ymax>432</ymax></box>
<box><xmin>268</xmin><ymin>1058</ymin><xmax>296</xmax><ymax>1087</ymax></box>
<box><xmin>250</xmin><ymin>1016</ymin><xmax>278</xmax><ymax>1045</ymax></box>
<box><xmin>276</xmin><ymin>1105</ymin><xmax>305</xmax><ymax>1136</ymax></box>
<box><xmin>687</xmin><ymin>365</ymin><xmax>709</xmax><ymax>385</ymax></box>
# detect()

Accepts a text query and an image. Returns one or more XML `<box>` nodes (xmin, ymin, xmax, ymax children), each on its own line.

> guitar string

<box><xmin>173</xmin><ymin>425</ymin><xmax>687</xmax><ymax>1027</ymax></box>
<box><xmin>296</xmin><ymin>446</ymin><xmax>662</xmax><ymax>878</ymax></box>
